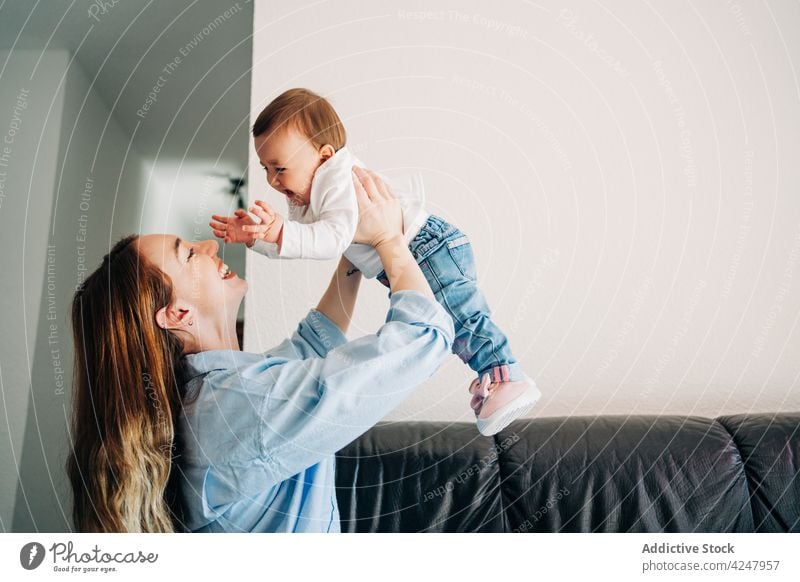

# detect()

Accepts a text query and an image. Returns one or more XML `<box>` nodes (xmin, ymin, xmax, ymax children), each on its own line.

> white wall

<box><xmin>246</xmin><ymin>0</ymin><xmax>800</xmax><ymax>422</ymax></box>
<box><xmin>0</xmin><ymin>48</ymin><xmax>148</xmax><ymax>532</ymax></box>
<box><xmin>1</xmin><ymin>1</ymin><xmax>253</xmax><ymax>531</ymax></box>
<box><xmin>0</xmin><ymin>50</ymin><xmax>67</xmax><ymax>533</ymax></box>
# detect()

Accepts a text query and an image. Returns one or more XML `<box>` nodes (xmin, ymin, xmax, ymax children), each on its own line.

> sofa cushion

<box><xmin>497</xmin><ymin>415</ymin><xmax>753</xmax><ymax>532</ymax></box>
<box><xmin>718</xmin><ymin>413</ymin><xmax>800</xmax><ymax>532</ymax></box>
<box><xmin>336</xmin><ymin>421</ymin><xmax>505</xmax><ymax>532</ymax></box>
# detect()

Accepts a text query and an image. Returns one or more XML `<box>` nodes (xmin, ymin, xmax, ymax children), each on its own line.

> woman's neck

<box><xmin>183</xmin><ymin>316</ymin><xmax>241</xmax><ymax>353</ymax></box>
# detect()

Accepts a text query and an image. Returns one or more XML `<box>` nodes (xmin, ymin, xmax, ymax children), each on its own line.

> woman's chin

<box><xmin>230</xmin><ymin>273</ymin><xmax>247</xmax><ymax>289</ymax></box>
<box><xmin>237</xmin><ymin>277</ymin><xmax>249</xmax><ymax>294</ymax></box>
<box><xmin>220</xmin><ymin>272</ymin><xmax>248</xmax><ymax>294</ymax></box>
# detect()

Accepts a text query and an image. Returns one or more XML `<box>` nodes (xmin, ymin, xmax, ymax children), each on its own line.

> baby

<box><xmin>210</xmin><ymin>88</ymin><xmax>540</xmax><ymax>436</ymax></box>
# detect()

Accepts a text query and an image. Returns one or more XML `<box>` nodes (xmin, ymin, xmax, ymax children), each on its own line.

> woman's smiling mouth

<box><xmin>218</xmin><ymin>261</ymin><xmax>234</xmax><ymax>279</ymax></box>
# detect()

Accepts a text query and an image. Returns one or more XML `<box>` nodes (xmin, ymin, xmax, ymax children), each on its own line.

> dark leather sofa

<box><xmin>335</xmin><ymin>414</ymin><xmax>800</xmax><ymax>532</ymax></box>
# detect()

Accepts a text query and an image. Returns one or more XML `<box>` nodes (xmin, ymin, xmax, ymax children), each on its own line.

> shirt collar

<box><xmin>182</xmin><ymin>349</ymin><xmax>255</xmax><ymax>380</ymax></box>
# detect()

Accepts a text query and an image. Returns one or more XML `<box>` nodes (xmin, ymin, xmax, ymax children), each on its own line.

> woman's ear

<box><xmin>319</xmin><ymin>144</ymin><xmax>336</xmax><ymax>161</ymax></box>
<box><xmin>155</xmin><ymin>303</ymin><xmax>194</xmax><ymax>331</ymax></box>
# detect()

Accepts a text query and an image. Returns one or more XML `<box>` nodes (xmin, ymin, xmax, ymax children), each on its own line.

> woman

<box><xmin>67</xmin><ymin>168</ymin><xmax>454</xmax><ymax>532</ymax></box>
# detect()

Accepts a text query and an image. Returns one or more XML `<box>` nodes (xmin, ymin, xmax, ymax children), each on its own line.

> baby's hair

<box><xmin>252</xmin><ymin>88</ymin><xmax>346</xmax><ymax>151</ymax></box>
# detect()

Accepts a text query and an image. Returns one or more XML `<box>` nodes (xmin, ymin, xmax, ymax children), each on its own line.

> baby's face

<box><xmin>254</xmin><ymin>127</ymin><xmax>326</xmax><ymax>207</ymax></box>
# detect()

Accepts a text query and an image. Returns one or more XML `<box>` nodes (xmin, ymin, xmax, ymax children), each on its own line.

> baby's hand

<box><xmin>209</xmin><ymin>200</ymin><xmax>284</xmax><ymax>247</ymax></box>
<box><xmin>243</xmin><ymin>200</ymin><xmax>284</xmax><ymax>245</ymax></box>
<box><xmin>209</xmin><ymin>209</ymin><xmax>257</xmax><ymax>245</ymax></box>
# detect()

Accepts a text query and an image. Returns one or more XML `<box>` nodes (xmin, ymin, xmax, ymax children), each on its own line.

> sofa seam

<box><xmin>714</xmin><ymin>416</ymin><xmax>758</xmax><ymax>532</ymax></box>
<box><xmin>495</xmin><ymin>432</ymin><xmax>511</xmax><ymax>532</ymax></box>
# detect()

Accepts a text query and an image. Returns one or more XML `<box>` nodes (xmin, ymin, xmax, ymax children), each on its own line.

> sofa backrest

<box><xmin>335</xmin><ymin>414</ymin><xmax>800</xmax><ymax>532</ymax></box>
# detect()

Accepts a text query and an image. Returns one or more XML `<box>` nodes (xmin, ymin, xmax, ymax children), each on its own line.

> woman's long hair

<box><xmin>67</xmin><ymin>235</ymin><xmax>192</xmax><ymax>532</ymax></box>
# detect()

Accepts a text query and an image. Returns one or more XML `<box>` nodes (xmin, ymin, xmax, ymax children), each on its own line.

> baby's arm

<box><xmin>252</xmin><ymin>176</ymin><xmax>358</xmax><ymax>259</ymax></box>
<box><xmin>255</xmin><ymin>211</ymin><xmax>353</xmax><ymax>260</ymax></box>
<box><xmin>211</xmin><ymin>169</ymin><xmax>358</xmax><ymax>259</ymax></box>
<box><xmin>211</xmin><ymin>200</ymin><xmax>355</xmax><ymax>259</ymax></box>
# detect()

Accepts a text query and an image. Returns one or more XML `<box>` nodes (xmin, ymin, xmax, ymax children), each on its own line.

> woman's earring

<box><xmin>188</xmin><ymin>320</ymin><xmax>194</xmax><ymax>326</ymax></box>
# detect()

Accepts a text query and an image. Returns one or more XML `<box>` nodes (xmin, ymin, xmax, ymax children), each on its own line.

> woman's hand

<box><xmin>352</xmin><ymin>166</ymin><xmax>404</xmax><ymax>248</ymax></box>
<box><xmin>352</xmin><ymin>166</ymin><xmax>433</xmax><ymax>298</ymax></box>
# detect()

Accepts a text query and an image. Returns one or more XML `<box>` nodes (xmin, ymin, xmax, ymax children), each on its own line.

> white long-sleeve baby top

<box><xmin>251</xmin><ymin>146</ymin><xmax>429</xmax><ymax>279</ymax></box>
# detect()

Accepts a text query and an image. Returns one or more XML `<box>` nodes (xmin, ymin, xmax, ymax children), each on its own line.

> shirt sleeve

<box><xmin>250</xmin><ymin>175</ymin><xmax>357</xmax><ymax>260</ymax></box>
<box><xmin>262</xmin><ymin>308</ymin><xmax>348</xmax><ymax>360</ymax></box>
<box><xmin>251</xmin><ymin>290</ymin><xmax>454</xmax><ymax>486</ymax></box>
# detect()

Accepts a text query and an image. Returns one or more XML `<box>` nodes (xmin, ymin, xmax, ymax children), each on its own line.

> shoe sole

<box><xmin>476</xmin><ymin>377</ymin><xmax>541</xmax><ymax>436</ymax></box>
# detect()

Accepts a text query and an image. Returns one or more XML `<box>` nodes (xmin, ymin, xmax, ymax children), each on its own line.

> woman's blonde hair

<box><xmin>67</xmin><ymin>235</ymin><xmax>194</xmax><ymax>532</ymax></box>
<box><xmin>252</xmin><ymin>87</ymin><xmax>346</xmax><ymax>150</ymax></box>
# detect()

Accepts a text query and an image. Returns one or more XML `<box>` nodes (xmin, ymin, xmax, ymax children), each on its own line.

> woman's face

<box><xmin>137</xmin><ymin>234</ymin><xmax>247</xmax><ymax>320</ymax></box>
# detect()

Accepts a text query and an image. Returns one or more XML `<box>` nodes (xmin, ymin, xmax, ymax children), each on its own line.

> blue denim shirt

<box><xmin>176</xmin><ymin>290</ymin><xmax>454</xmax><ymax>532</ymax></box>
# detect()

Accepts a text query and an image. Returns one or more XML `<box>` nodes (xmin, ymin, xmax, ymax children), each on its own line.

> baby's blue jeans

<box><xmin>376</xmin><ymin>214</ymin><xmax>524</xmax><ymax>383</ymax></box>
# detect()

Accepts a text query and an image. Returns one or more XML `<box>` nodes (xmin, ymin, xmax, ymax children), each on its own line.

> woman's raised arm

<box><xmin>315</xmin><ymin>165</ymin><xmax>434</xmax><ymax>333</ymax></box>
<box><xmin>251</xmin><ymin>290</ymin><xmax>453</xmax><ymax>490</ymax></box>
<box><xmin>315</xmin><ymin>255</ymin><xmax>362</xmax><ymax>334</ymax></box>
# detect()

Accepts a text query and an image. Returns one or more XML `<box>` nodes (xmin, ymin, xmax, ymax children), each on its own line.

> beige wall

<box><xmin>245</xmin><ymin>0</ymin><xmax>800</xmax><ymax>422</ymax></box>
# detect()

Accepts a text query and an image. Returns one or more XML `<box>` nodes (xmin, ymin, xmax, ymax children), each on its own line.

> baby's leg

<box><xmin>420</xmin><ymin>235</ymin><xmax>524</xmax><ymax>383</ymax></box>
<box><xmin>375</xmin><ymin>215</ymin><xmax>522</xmax><ymax>379</ymax></box>
<box><xmin>378</xmin><ymin>215</ymin><xmax>540</xmax><ymax>435</ymax></box>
